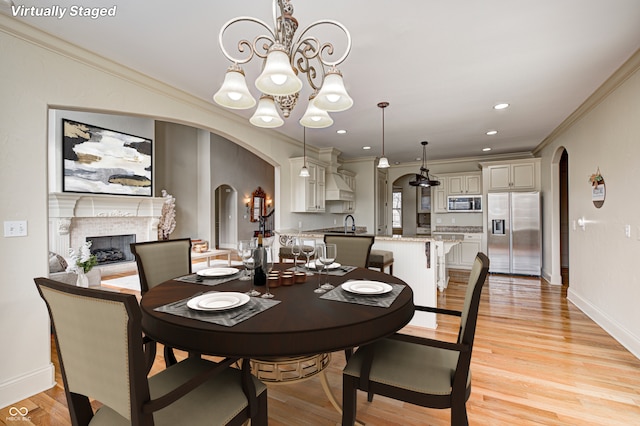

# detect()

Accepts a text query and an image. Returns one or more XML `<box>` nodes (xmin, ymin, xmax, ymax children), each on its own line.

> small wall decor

<box><xmin>250</xmin><ymin>187</ymin><xmax>267</xmax><ymax>222</ymax></box>
<box><xmin>589</xmin><ymin>167</ymin><xmax>605</xmax><ymax>208</ymax></box>
<box><xmin>62</xmin><ymin>119</ymin><xmax>152</xmax><ymax>196</ymax></box>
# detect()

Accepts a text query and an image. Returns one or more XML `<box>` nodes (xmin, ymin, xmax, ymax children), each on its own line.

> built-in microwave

<box><xmin>447</xmin><ymin>195</ymin><xmax>482</xmax><ymax>212</ymax></box>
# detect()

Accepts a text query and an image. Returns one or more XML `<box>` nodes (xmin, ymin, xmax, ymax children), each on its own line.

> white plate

<box><xmin>196</xmin><ymin>267</ymin><xmax>239</xmax><ymax>277</ymax></box>
<box><xmin>341</xmin><ymin>281</ymin><xmax>393</xmax><ymax>295</ymax></box>
<box><xmin>187</xmin><ymin>292</ymin><xmax>250</xmax><ymax>311</ymax></box>
<box><xmin>305</xmin><ymin>262</ymin><xmax>341</xmax><ymax>270</ymax></box>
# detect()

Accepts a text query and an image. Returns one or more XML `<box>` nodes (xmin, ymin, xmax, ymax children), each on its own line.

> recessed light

<box><xmin>486</xmin><ymin>130</ymin><xmax>498</xmax><ymax>135</ymax></box>
<box><xmin>336</xmin><ymin>129</ymin><xmax>347</xmax><ymax>134</ymax></box>
<box><xmin>482</xmin><ymin>147</ymin><xmax>492</xmax><ymax>152</ymax></box>
<box><xmin>493</xmin><ymin>103</ymin><xmax>509</xmax><ymax>110</ymax></box>
<box><xmin>362</xmin><ymin>146</ymin><xmax>371</xmax><ymax>150</ymax></box>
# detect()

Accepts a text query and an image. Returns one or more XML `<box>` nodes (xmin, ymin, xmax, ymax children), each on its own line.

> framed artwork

<box><xmin>62</xmin><ymin>119</ymin><xmax>152</xmax><ymax>196</ymax></box>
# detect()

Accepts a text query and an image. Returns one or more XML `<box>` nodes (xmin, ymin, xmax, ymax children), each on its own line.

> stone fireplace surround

<box><xmin>49</xmin><ymin>193</ymin><xmax>166</xmax><ymax>275</ymax></box>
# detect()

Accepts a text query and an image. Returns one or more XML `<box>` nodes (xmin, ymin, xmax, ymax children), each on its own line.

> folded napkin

<box><xmin>288</xmin><ymin>264</ymin><xmax>357</xmax><ymax>277</ymax></box>
<box><xmin>320</xmin><ymin>281</ymin><xmax>404</xmax><ymax>308</ymax></box>
<box><xmin>155</xmin><ymin>291</ymin><xmax>280</xmax><ymax>327</ymax></box>
<box><xmin>175</xmin><ymin>272</ymin><xmax>242</xmax><ymax>286</ymax></box>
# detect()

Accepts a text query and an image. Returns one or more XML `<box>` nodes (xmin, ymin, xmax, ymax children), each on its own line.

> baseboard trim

<box><xmin>567</xmin><ymin>288</ymin><xmax>640</xmax><ymax>360</ymax></box>
<box><xmin>0</xmin><ymin>363</ymin><xmax>55</xmax><ymax>409</ymax></box>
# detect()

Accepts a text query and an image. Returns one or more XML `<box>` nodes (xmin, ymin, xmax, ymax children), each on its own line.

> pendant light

<box><xmin>299</xmin><ymin>127</ymin><xmax>310</xmax><ymax>177</ymax></box>
<box><xmin>377</xmin><ymin>102</ymin><xmax>390</xmax><ymax>168</ymax></box>
<box><xmin>409</xmin><ymin>141</ymin><xmax>441</xmax><ymax>187</ymax></box>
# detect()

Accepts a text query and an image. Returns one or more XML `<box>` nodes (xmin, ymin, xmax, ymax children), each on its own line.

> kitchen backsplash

<box><xmin>435</xmin><ymin>226</ymin><xmax>483</xmax><ymax>233</ymax></box>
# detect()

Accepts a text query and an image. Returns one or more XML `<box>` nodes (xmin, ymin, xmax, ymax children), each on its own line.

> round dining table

<box><xmin>140</xmin><ymin>264</ymin><xmax>415</xmax><ymax>359</ymax></box>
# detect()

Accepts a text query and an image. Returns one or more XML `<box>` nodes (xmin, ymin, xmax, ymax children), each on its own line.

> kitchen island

<box><xmin>276</xmin><ymin>231</ymin><xmax>460</xmax><ymax>329</ymax></box>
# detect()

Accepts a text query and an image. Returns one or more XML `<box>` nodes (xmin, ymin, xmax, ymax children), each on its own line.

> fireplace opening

<box><xmin>86</xmin><ymin>234</ymin><xmax>136</xmax><ymax>265</ymax></box>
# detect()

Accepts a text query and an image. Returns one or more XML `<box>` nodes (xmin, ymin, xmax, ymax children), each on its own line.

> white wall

<box><xmin>537</xmin><ymin>51</ymin><xmax>640</xmax><ymax>357</ymax></box>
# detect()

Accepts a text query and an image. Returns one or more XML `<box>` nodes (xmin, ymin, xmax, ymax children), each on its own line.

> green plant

<box><xmin>67</xmin><ymin>241</ymin><xmax>98</xmax><ymax>273</ymax></box>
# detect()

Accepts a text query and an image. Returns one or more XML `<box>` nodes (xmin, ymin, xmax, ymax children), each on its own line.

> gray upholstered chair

<box><xmin>130</xmin><ymin>238</ymin><xmax>192</xmax><ymax>366</ymax></box>
<box><xmin>35</xmin><ymin>277</ymin><xmax>268</xmax><ymax>426</ymax></box>
<box><xmin>323</xmin><ymin>234</ymin><xmax>374</xmax><ymax>268</ymax></box>
<box><xmin>341</xmin><ymin>252</ymin><xmax>490</xmax><ymax>426</ymax></box>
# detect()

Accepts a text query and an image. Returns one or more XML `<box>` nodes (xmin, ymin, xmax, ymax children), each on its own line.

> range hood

<box><xmin>319</xmin><ymin>148</ymin><xmax>354</xmax><ymax>202</ymax></box>
<box><xmin>325</xmin><ymin>172</ymin><xmax>354</xmax><ymax>201</ymax></box>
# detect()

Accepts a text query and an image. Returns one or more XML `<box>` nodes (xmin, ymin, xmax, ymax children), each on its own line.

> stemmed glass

<box><xmin>319</xmin><ymin>243</ymin><xmax>337</xmax><ymax>290</ymax></box>
<box><xmin>241</xmin><ymin>241</ymin><xmax>261</xmax><ymax>296</ymax></box>
<box><xmin>237</xmin><ymin>240</ymin><xmax>251</xmax><ymax>281</ymax></box>
<box><xmin>291</xmin><ymin>236</ymin><xmax>302</xmax><ymax>273</ymax></box>
<box><xmin>301</xmin><ymin>239</ymin><xmax>316</xmax><ymax>276</ymax></box>
<box><xmin>260</xmin><ymin>245</ymin><xmax>275</xmax><ymax>299</ymax></box>
<box><xmin>314</xmin><ymin>243</ymin><xmax>327</xmax><ymax>294</ymax></box>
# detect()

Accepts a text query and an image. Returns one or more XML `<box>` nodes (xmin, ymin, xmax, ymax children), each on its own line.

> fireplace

<box><xmin>87</xmin><ymin>234</ymin><xmax>136</xmax><ymax>265</ymax></box>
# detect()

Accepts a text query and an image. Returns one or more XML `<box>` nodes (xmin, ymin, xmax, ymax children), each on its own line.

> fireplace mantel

<box><xmin>49</xmin><ymin>193</ymin><xmax>165</xmax><ymax>219</ymax></box>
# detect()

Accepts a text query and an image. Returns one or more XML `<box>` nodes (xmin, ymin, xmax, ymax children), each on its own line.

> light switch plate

<box><xmin>4</xmin><ymin>220</ymin><xmax>28</xmax><ymax>237</ymax></box>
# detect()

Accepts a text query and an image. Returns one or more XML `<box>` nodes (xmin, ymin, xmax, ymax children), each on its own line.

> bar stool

<box><xmin>368</xmin><ymin>249</ymin><xmax>394</xmax><ymax>275</ymax></box>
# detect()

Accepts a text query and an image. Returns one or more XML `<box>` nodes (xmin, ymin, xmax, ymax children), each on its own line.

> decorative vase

<box><xmin>76</xmin><ymin>270</ymin><xmax>89</xmax><ymax>288</ymax></box>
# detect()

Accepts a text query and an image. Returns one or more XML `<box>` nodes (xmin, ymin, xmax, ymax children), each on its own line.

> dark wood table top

<box><xmin>140</xmin><ymin>265</ymin><xmax>415</xmax><ymax>358</ymax></box>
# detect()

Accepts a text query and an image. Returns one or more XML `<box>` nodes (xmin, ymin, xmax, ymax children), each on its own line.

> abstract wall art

<box><xmin>62</xmin><ymin>119</ymin><xmax>152</xmax><ymax>196</ymax></box>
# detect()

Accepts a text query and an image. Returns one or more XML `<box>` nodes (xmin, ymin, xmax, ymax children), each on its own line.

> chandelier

<box><xmin>213</xmin><ymin>0</ymin><xmax>353</xmax><ymax>129</ymax></box>
<box><xmin>409</xmin><ymin>141</ymin><xmax>441</xmax><ymax>187</ymax></box>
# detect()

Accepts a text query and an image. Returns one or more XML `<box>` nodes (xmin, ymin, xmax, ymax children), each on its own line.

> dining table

<box><xmin>139</xmin><ymin>262</ymin><xmax>415</xmax><ymax>418</ymax></box>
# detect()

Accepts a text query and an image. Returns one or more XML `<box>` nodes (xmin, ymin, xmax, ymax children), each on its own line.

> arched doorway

<box><xmin>551</xmin><ymin>147</ymin><xmax>569</xmax><ymax>285</ymax></box>
<box><xmin>214</xmin><ymin>184</ymin><xmax>238</xmax><ymax>249</ymax></box>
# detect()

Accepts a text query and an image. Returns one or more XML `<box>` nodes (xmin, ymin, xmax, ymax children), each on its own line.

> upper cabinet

<box><xmin>289</xmin><ymin>157</ymin><xmax>326</xmax><ymax>212</ymax></box>
<box><xmin>432</xmin><ymin>177</ymin><xmax>448</xmax><ymax>213</ymax></box>
<box><xmin>481</xmin><ymin>159</ymin><xmax>541</xmax><ymax>191</ymax></box>
<box><xmin>447</xmin><ymin>172</ymin><xmax>481</xmax><ymax>195</ymax></box>
<box><xmin>417</xmin><ymin>186</ymin><xmax>431</xmax><ymax>213</ymax></box>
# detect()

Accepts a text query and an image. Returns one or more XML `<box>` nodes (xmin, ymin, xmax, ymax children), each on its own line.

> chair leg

<box><xmin>341</xmin><ymin>375</ymin><xmax>358</xmax><ymax>426</ymax></box>
<box><xmin>367</xmin><ymin>391</ymin><xmax>374</xmax><ymax>402</ymax></box>
<box><xmin>450</xmin><ymin>399</ymin><xmax>469</xmax><ymax>426</ymax></box>
<box><xmin>164</xmin><ymin>345</ymin><xmax>178</xmax><ymax>367</ymax></box>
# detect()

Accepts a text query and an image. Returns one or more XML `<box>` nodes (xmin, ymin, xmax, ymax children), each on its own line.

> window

<box><xmin>392</xmin><ymin>189</ymin><xmax>402</xmax><ymax>229</ymax></box>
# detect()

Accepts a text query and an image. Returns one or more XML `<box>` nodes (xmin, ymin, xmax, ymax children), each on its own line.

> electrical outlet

<box><xmin>451</xmin><ymin>217</ymin><xmax>456</xmax><ymax>224</ymax></box>
<box><xmin>625</xmin><ymin>224</ymin><xmax>631</xmax><ymax>238</ymax></box>
<box><xmin>4</xmin><ymin>220</ymin><xmax>28</xmax><ymax>237</ymax></box>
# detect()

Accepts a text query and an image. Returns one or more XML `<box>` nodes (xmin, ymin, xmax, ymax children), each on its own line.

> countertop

<box><xmin>276</xmin><ymin>229</ymin><xmax>461</xmax><ymax>243</ymax></box>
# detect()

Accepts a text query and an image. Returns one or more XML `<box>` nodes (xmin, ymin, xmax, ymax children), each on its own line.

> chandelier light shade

<box><xmin>299</xmin><ymin>127</ymin><xmax>310</xmax><ymax>177</ymax></box>
<box><xmin>255</xmin><ymin>44</ymin><xmax>303</xmax><ymax>96</ymax></box>
<box><xmin>213</xmin><ymin>64</ymin><xmax>257</xmax><ymax>109</ymax></box>
<box><xmin>377</xmin><ymin>101</ymin><xmax>390</xmax><ymax>169</ymax></box>
<box><xmin>250</xmin><ymin>95</ymin><xmax>285</xmax><ymax>128</ymax></box>
<box><xmin>313</xmin><ymin>68</ymin><xmax>354</xmax><ymax>112</ymax></box>
<box><xmin>409</xmin><ymin>141</ymin><xmax>441</xmax><ymax>187</ymax></box>
<box><xmin>299</xmin><ymin>93</ymin><xmax>334</xmax><ymax>128</ymax></box>
<box><xmin>214</xmin><ymin>0</ymin><xmax>352</xmax><ymax>128</ymax></box>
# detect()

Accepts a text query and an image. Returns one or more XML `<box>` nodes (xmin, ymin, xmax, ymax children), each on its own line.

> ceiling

<box><xmin>5</xmin><ymin>0</ymin><xmax>640</xmax><ymax>163</ymax></box>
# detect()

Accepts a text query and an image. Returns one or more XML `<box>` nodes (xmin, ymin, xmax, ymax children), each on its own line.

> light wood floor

<box><xmin>4</xmin><ymin>271</ymin><xmax>640</xmax><ymax>425</ymax></box>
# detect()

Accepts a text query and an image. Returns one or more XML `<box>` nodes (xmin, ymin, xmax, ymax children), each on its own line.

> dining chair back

<box><xmin>341</xmin><ymin>252</ymin><xmax>490</xmax><ymax>426</ymax></box>
<box><xmin>34</xmin><ymin>277</ymin><xmax>267</xmax><ymax>426</ymax></box>
<box><xmin>323</xmin><ymin>234</ymin><xmax>374</xmax><ymax>268</ymax></box>
<box><xmin>130</xmin><ymin>238</ymin><xmax>192</xmax><ymax>294</ymax></box>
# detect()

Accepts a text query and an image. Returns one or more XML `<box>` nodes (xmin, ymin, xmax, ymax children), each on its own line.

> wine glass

<box><xmin>260</xmin><ymin>246</ymin><xmax>275</xmax><ymax>299</ymax></box>
<box><xmin>242</xmin><ymin>242</ymin><xmax>260</xmax><ymax>296</ymax></box>
<box><xmin>314</xmin><ymin>243</ymin><xmax>327</xmax><ymax>294</ymax></box>
<box><xmin>291</xmin><ymin>236</ymin><xmax>302</xmax><ymax>273</ymax></box>
<box><xmin>301</xmin><ymin>239</ymin><xmax>316</xmax><ymax>276</ymax></box>
<box><xmin>319</xmin><ymin>243</ymin><xmax>337</xmax><ymax>290</ymax></box>
<box><xmin>237</xmin><ymin>240</ymin><xmax>251</xmax><ymax>281</ymax></box>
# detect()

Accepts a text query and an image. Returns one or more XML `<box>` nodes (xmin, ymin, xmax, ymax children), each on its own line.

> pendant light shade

<box><xmin>255</xmin><ymin>44</ymin><xmax>303</xmax><ymax>96</ymax></box>
<box><xmin>377</xmin><ymin>102</ymin><xmax>390</xmax><ymax>169</ymax></box>
<box><xmin>213</xmin><ymin>64</ymin><xmax>256</xmax><ymax>109</ymax></box>
<box><xmin>250</xmin><ymin>95</ymin><xmax>284</xmax><ymax>128</ymax></box>
<box><xmin>299</xmin><ymin>93</ymin><xmax>334</xmax><ymax>128</ymax></box>
<box><xmin>409</xmin><ymin>141</ymin><xmax>440</xmax><ymax>187</ymax></box>
<box><xmin>300</xmin><ymin>127</ymin><xmax>310</xmax><ymax>177</ymax></box>
<box><xmin>313</xmin><ymin>67</ymin><xmax>353</xmax><ymax>112</ymax></box>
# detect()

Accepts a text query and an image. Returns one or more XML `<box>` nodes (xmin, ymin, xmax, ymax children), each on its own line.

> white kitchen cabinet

<box><xmin>447</xmin><ymin>173</ymin><xmax>481</xmax><ymax>195</ymax></box>
<box><xmin>289</xmin><ymin>157</ymin><xmax>326</xmax><ymax>212</ymax></box>
<box><xmin>482</xmin><ymin>159</ymin><xmax>540</xmax><ymax>191</ymax></box>
<box><xmin>445</xmin><ymin>234</ymin><xmax>482</xmax><ymax>270</ymax></box>
<box><xmin>433</xmin><ymin>178</ymin><xmax>448</xmax><ymax>213</ymax></box>
<box><xmin>417</xmin><ymin>186</ymin><xmax>431</xmax><ymax>213</ymax></box>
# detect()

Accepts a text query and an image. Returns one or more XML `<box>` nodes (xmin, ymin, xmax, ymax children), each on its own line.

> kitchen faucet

<box><xmin>344</xmin><ymin>215</ymin><xmax>355</xmax><ymax>234</ymax></box>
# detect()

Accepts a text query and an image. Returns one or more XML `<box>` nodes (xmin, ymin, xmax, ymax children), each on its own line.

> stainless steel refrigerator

<box><xmin>487</xmin><ymin>191</ymin><xmax>541</xmax><ymax>275</ymax></box>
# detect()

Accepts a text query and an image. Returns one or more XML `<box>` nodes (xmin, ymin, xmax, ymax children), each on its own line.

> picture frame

<box><xmin>62</xmin><ymin>119</ymin><xmax>152</xmax><ymax>196</ymax></box>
